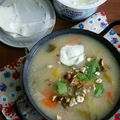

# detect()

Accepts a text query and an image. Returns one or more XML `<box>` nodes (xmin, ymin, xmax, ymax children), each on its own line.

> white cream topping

<box><xmin>0</xmin><ymin>0</ymin><xmax>53</xmax><ymax>38</ymax></box>
<box><xmin>60</xmin><ymin>45</ymin><xmax>85</xmax><ymax>66</ymax></box>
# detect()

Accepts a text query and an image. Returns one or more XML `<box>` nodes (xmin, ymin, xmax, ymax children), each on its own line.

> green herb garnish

<box><xmin>76</xmin><ymin>58</ymin><xmax>101</xmax><ymax>81</ymax></box>
<box><xmin>76</xmin><ymin>72</ymin><xmax>88</xmax><ymax>81</ymax></box>
<box><xmin>86</xmin><ymin>58</ymin><xmax>100</xmax><ymax>80</ymax></box>
<box><xmin>56</xmin><ymin>81</ymin><xmax>68</xmax><ymax>95</ymax></box>
<box><xmin>46</xmin><ymin>44</ymin><xmax>56</xmax><ymax>52</ymax></box>
<box><xmin>94</xmin><ymin>83</ymin><xmax>104</xmax><ymax>97</ymax></box>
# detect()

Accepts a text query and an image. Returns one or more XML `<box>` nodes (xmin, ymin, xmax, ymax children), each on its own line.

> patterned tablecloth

<box><xmin>0</xmin><ymin>11</ymin><xmax>120</xmax><ymax>120</ymax></box>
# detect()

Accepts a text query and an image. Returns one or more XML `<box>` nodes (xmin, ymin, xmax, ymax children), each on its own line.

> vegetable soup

<box><xmin>28</xmin><ymin>34</ymin><xmax>120</xmax><ymax>120</ymax></box>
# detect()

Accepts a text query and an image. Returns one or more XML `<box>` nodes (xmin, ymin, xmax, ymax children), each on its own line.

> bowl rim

<box><xmin>55</xmin><ymin>0</ymin><xmax>107</xmax><ymax>10</ymax></box>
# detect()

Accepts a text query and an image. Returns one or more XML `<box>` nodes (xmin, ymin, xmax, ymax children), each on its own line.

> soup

<box><xmin>28</xmin><ymin>34</ymin><xmax>120</xmax><ymax>120</ymax></box>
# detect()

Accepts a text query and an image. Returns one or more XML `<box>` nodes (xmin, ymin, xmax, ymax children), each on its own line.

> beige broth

<box><xmin>29</xmin><ymin>34</ymin><xmax>120</xmax><ymax>120</ymax></box>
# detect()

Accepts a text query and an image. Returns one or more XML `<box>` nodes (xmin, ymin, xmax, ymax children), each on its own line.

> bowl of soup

<box><xmin>23</xmin><ymin>28</ymin><xmax>120</xmax><ymax>120</ymax></box>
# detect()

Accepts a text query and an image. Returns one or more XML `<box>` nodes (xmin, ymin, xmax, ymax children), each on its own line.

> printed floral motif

<box><xmin>0</xmin><ymin>82</ymin><xmax>7</xmax><ymax>91</ymax></box>
<box><xmin>4</xmin><ymin>71</ymin><xmax>11</xmax><ymax>79</ymax></box>
<box><xmin>0</xmin><ymin>67</ymin><xmax>5</xmax><ymax>72</ymax></box>
<box><xmin>3</xmin><ymin>104</ymin><xmax>14</xmax><ymax>116</ymax></box>
<box><xmin>98</xmin><ymin>18</ymin><xmax>101</xmax><ymax>21</ymax></box>
<box><xmin>111</xmin><ymin>38</ymin><xmax>118</xmax><ymax>44</ymax></box>
<box><xmin>88</xmin><ymin>20</ymin><xmax>93</xmax><ymax>24</ymax></box>
<box><xmin>79</xmin><ymin>23</ymin><xmax>84</xmax><ymax>29</ymax></box>
<box><xmin>100</xmin><ymin>22</ymin><xmax>108</xmax><ymax>29</ymax></box>
<box><xmin>2</xmin><ymin>96</ymin><xmax>8</xmax><ymax>102</ymax></box>
<box><xmin>2</xmin><ymin>103</ymin><xmax>20</xmax><ymax>120</ymax></box>
<box><xmin>13</xmin><ymin>118</ymin><xmax>20</xmax><ymax>120</ymax></box>
<box><xmin>118</xmin><ymin>44</ymin><xmax>120</xmax><ymax>48</ymax></box>
<box><xmin>100</xmin><ymin>11</ymin><xmax>106</xmax><ymax>16</ymax></box>
<box><xmin>0</xmin><ymin>56</ymin><xmax>26</xmax><ymax>120</ymax></box>
<box><xmin>110</xmin><ymin>29</ymin><xmax>116</xmax><ymax>35</ymax></box>
<box><xmin>16</xmin><ymin>86</ymin><xmax>22</xmax><ymax>92</ymax></box>
<box><xmin>22</xmin><ymin>57</ymin><xmax>26</xmax><ymax>64</ymax></box>
<box><xmin>9</xmin><ymin>82</ymin><xmax>14</xmax><ymax>88</ymax></box>
<box><xmin>0</xmin><ymin>104</ymin><xmax>3</xmax><ymax>111</ymax></box>
<box><xmin>9</xmin><ymin>92</ymin><xmax>16</xmax><ymax>99</ymax></box>
<box><xmin>12</xmin><ymin>70</ymin><xmax>20</xmax><ymax>80</ymax></box>
<box><xmin>73</xmin><ymin>11</ymin><xmax>120</xmax><ymax>51</ymax></box>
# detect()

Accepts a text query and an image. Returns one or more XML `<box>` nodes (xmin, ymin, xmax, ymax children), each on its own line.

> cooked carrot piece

<box><xmin>42</xmin><ymin>89</ymin><xmax>55</xmax><ymax>99</ymax></box>
<box><xmin>41</xmin><ymin>89</ymin><xmax>58</xmax><ymax>109</ymax></box>
<box><xmin>106</xmin><ymin>91</ymin><xmax>113</xmax><ymax>105</ymax></box>
<box><xmin>66</xmin><ymin>36</ymin><xmax>80</xmax><ymax>45</ymax></box>
<box><xmin>41</xmin><ymin>99</ymin><xmax>58</xmax><ymax>109</ymax></box>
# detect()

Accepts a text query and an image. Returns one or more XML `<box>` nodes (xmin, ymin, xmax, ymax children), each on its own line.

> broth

<box><xmin>28</xmin><ymin>34</ymin><xmax>120</xmax><ymax>120</ymax></box>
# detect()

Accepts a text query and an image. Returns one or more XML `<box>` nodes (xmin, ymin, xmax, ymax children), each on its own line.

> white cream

<box><xmin>0</xmin><ymin>0</ymin><xmax>53</xmax><ymax>38</ymax></box>
<box><xmin>58</xmin><ymin>0</ymin><xmax>99</xmax><ymax>7</ymax></box>
<box><xmin>60</xmin><ymin>45</ymin><xmax>85</xmax><ymax>66</ymax></box>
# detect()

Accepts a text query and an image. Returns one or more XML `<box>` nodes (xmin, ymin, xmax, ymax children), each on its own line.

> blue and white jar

<box><xmin>53</xmin><ymin>0</ymin><xmax>106</xmax><ymax>21</ymax></box>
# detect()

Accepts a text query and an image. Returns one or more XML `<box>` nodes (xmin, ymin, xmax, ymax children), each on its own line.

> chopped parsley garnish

<box><xmin>56</xmin><ymin>81</ymin><xmax>68</xmax><ymax>95</ymax></box>
<box><xmin>94</xmin><ymin>83</ymin><xmax>104</xmax><ymax>97</ymax></box>
<box><xmin>76</xmin><ymin>58</ymin><xmax>101</xmax><ymax>81</ymax></box>
<box><xmin>76</xmin><ymin>72</ymin><xmax>88</xmax><ymax>81</ymax></box>
<box><xmin>86</xmin><ymin>58</ymin><xmax>100</xmax><ymax>80</ymax></box>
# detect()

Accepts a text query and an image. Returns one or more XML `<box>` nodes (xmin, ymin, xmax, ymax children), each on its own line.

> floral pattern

<box><xmin>2</xmin><ymin>103</ymin><xmax>20</xmax><ymax>120</ymax></box>
<box><xmin>0</xmin><ymin>82</ymin><xmax>7</xmax><ymax>92</ymax></box>
<box><xmin>73</xmin><ymin>11</ymin><xmax>120</xmax><ymax>52</ymax></box>
<box><xmin>4</xmin><ymin>71</ymin><xmax>11</xmax><ymax>79</ymax></box>
<box><xmin>12</xmin><ymin>70</ymin><xmax>20</xmax><ymax>80</ymax></box>
<box><xmin>0</xmin><ymin>11</ymin><xmax>120</xmax><ymax>120</ymax></box>
<box><xmin>0</xmin><ymin>57</ymin><xmax>26</xmax><ymax>120</ymax></box>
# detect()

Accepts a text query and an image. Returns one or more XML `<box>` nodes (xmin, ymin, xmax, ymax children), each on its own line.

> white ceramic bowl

<box><xmin>53</xmin><ymin>0</ymin><xmax>106</xmax><ymax>21</ymax></box>
<box><xmin>0</xmin><ymin>0</ymin><xmax>56</xmax><ymax>48</ymax></box>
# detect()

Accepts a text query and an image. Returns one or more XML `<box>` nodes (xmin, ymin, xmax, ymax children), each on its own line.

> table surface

<box><xmin>0</xmin><ymin>0</ymin><xmax>120</xmax><ymax>119</ymax></box>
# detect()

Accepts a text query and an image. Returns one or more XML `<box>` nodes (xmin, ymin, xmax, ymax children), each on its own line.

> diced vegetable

<box><xmin>85</xmin><ymin>98</ymin><xmax>96</xmax><ymax>111</ymax></box>
<box><xmin>66</xmin><ymin>36</ymin><xmax>80</xmax><ymax>45</ymax></box>
<box><xmin>106</xmin><ymin>91</ymin><xmax>113</xmax><ymax>105</ymax></box>
<box><xmin>77</xmin><ymin>109</ymin><xmax>91</xmax><ymax>120</ymax></box>
<box><xmin>46</xmin><ymin>44</ymin><xmax>56</xmax><ymax>52</ymax></box>
<box><xmin>42</xmin><ymin>89</ymin><xmax>55</xmax><ymax>99</ymax></box>
<box><xmin>41</xmin><ymin>98</ymin><xmax>58</xmax><ymax>109</ymax></box>
<box><xmin>41</xmin><ymin>89</ymin><xmax>58</xmax><ymax>109</ymax></box>
<box><xmin>86</xmin><ymin>58</ymin><xmax>100</xmax><ymax>80</ymax></box>
<box><xmin>51</xmin><ymin>68</ymin><xmax>61</xmax><ymax>79</ymax></box>
<box><xmin>103</xmin><ymin>72</ymin><xmax>112</xmax><ymax>84</ymax></box>
<box><xmin>56</xmin><ymin>81</ymin><xmax>68</xmax><ymax>95</ymax></box>
<box><xmin>94</xmin><ymin>83</ymin><xmax>104</xmax><ymax>97</ymax></box>
<box><xmin>76</xmin><ymin>72</ymin><xmax>88</xmax><ymax>81</ymax></box>
<box><xmin>105</xmin><ymin>64</ymin><xmax>111</xmax><ymax>70</ymax></box>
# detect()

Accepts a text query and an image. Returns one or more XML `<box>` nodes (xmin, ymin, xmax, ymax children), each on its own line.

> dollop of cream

<box><xmin>60</xmin><ymin>45</ymin><xmax>85</xmax><ymax>66</ymax></box>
